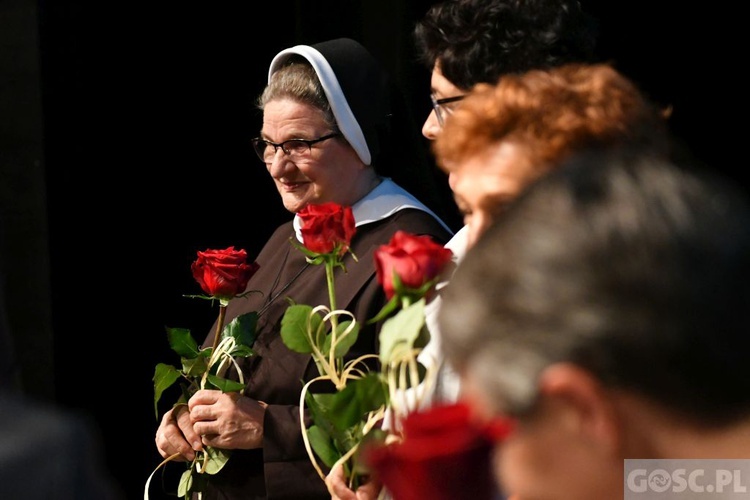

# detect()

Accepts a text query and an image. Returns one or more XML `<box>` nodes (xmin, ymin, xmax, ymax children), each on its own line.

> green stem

<box><xmin>325</xmin><ymin>257</ymin><xmax>340</xmax><ymax>372</ymax></box>
<box><xmin>400</xmin><ymin>296</ymin><xmax>412</xmax><ymax>310</ymax></box>
<box><xmin>201</xmin><ymin>303</ymin><xmax>227</xmax><ymax>390</ymax></box>
<box><xmin>212</xmin><ymin>305</ymin><xmax>227</xmax><ymax>353</ymax></box>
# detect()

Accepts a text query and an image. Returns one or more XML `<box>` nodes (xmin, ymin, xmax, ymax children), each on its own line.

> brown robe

<box><xmin>196</xmin><ymin>208</ymin><xmax>452</xmax><ymax>499</ymax></box>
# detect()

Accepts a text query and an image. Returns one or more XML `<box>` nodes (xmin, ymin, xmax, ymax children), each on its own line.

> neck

<box><xmin>346</xmin><ymin>171</ymin><xmax>382</xmax><ymax>206</ymax></box>
<box><xmin>614</xmin><ymin>392</ymin><xmax>750</xmax><ymax>458</ymax></box>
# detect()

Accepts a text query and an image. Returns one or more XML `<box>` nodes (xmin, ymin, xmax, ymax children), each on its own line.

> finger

<box><xmin>325</xmin><ymin>463</ymin><xmax>343</xmax><ymax>493</ymax></box>
<box><xmin>188</xmin><ymin>389</ymin><xmax>221</xmax><ymax>409</ymax></box>
<box><xmin>155</xmin><ymin>430</ymin><xmax>190</xmax><ymax>462</ymax></box>
<box><xmin>192</xmin><ymin>421</ymin><xmax>215</xmax><ymax>438</ymax></box>
<box><xmin>357</xmin><ymin>481</ymin><xmax>382</xmax><ymax>500</ymax></box>
<box><xmin>173</xmin><ymin>406</ymin><xmax>204</xmax><ymax>453</ymax></box>
<box><xmin>326</xmin><ymin>464</ymin><xmax>357</xmax><ymax>500</ymax></box>
<box><xmin>155</xmin><ymin>411</ymin><xmax>181</xmax><ymax>456</ymax></box>
<box><xmin>155</xmin><ymin>424</ymin><xmax>194</xmax><ymax>462</ymax></box>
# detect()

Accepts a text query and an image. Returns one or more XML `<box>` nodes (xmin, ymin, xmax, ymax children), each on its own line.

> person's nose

<box><xmin>267</xmin><ymin>151</ymin><xmax>294</xmax><ymax>178</ymax></box>
<box><xmin>422</xmin><ymin>111</ymin><xmax>441</xmax><ymax>140</ymax></box>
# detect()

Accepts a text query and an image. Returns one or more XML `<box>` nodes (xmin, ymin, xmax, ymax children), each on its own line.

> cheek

<box><xmin>498</xmin><ymin>421</ymin><xmax>598</xmax><ymax>500</ymax></box>
<box><xmin>496</xmin><ymin>433</ymin><xmax>554</xmax><ymax>499</ymax></box>
<box><xmin>307</xmin><ymin>167</ymin><xmax>338</xmax><ymax>198</ymax></box>
<box><xmin>458</xmin><ymin>374</ymin><xmax>496</xmax><ymax>422</ymax></box>
<box><xmin>297</xmin><ymin>164</ymin><xmax>330</xmax><ymax>197</ymax></box>
<box><xmin>294</xmin><ymin>161</ymin><xmax>317</xmax><ymax>181</ymax></box>
<box><xmin>311</xmin><ymin>151</ymin><xmax>351</xmax><ymax>188</ymax></box>
<box><xmin>448</xmin><ymin>172</ymin><xmax>459</xmax><ymax>191</ymax></box>
<box><xmin>496</xmin><ymin>438</ymin><xmax>528</xmax><ymax>496</ymax></box>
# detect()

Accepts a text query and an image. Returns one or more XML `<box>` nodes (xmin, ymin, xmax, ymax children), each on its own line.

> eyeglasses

<box><xmin>430</xmin><ymin>94</ymin><xmax>466</xmax><ymax>127</ymax></box>
<box><xmin>251</xmin><ymin>132</ymin><xmax>341</xmax><ymax>163</ymax></box>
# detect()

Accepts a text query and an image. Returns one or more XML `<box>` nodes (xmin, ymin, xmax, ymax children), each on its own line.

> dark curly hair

<box><xmin>414</xmin><ymin>0</ymin><xmax>600</xmax><ymax>90</ymax></box>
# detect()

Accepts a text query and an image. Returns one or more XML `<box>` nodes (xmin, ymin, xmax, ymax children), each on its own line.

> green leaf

<box><xmin>167</xmin><ymin>327</ymin><xmax>201</xmax><ymax>358</ymax></box>
<box><xmin>328</xmin><ymin>374</ymin><xmax>387</xmax><ymax>431</ymax></box>
<box><xmin>202</xmin><ymin>446</ymin><xmax>231</xmax><ymax>474</ymax></box>
<box><xmin>177</xmin><ymin>468</ymin><xmax>192</xmax><ymax>499</ymax></box>
<box><xmin>379</xmin><ymin>299</ymin><xmax>429</xmax><ymax>364</ymax></box>
<box><xmin>289</xmin><ymin>236</ymin><xmax>317</xmax><ymax>258</ymax></box>
<box><xmin>182</xmin><ymin>293</ymin><xmax>216</xmax><ymax>302</ymax></box>
<box><xmin>307</xmin><ymin>424</ymin><xmax>341</xmax><ymax>469</ymax></box>
<box><xmin>280</xmin><ymin>304</ymin><xmax>322</xmax><ymax>353</ymax></box>
<box><xmin>181</xmin><ymin>350</ymin><xmax>210</xmax><ymax>378</ymax></box>
<box><xmin>366</xmin><ymin>295</ymin><xmax>400</xmax><ymax>324</ymax></box>
<box><xmin>306</xmin><ymin>392</ymin><xmax>358</xmax><ymax>448</ymax></box>
<box><xmin>305</xmin><ymin>392</ymin><xmax>337</xmax><ymax>435</ymax></box>
<box><xmin>153</xmin><ymin>363</ymin><xmax>182</xmax><ymax>419</ymax></box>
<box><xmin>306</xmin><ymin>391</ymin><xmax>372</xmax><ymax>469</ymax></box>
<box><xmin>205</xmin><ymin>374</ymin><xmax>246</xmax><ymax>393</ymax></box>
<box><xmin>229</xmin><ymin>345</ymin><xmax>255</xmax><ymax>358</ymax></box>
<box><xmin>323</xmin><ymin>320</ymin><xmax>359</xmax><ymax>358</ymax></box>
<box><xmin>221</xmin><ymin>311</ymin><xmax>259</xmax><ymax>350</ymax></box>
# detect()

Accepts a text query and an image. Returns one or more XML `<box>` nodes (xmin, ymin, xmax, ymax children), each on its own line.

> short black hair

<box><xmin>414</xmin><ymin>0</ymin><xmax>599</xmax><ymax>90</ymax></box>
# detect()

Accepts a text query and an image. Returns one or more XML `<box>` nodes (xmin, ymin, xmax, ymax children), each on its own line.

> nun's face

<box><xmin>260</xmin><ymin>98</ymin><xmax>374</xmax><ymax>213</ymax></box>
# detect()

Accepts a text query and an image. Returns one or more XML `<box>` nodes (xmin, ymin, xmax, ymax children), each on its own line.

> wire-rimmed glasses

<box><xmin>430</xmin><ymin>94</ymin><xmax>466</xmax><ymax>127</ymax></box>
<box><xmin>251</xmin><ymin>132</ymin><xmax>341</xmax><ymax>163</ymax></box>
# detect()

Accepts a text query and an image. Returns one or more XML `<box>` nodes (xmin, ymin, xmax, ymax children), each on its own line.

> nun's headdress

<box><xmin>268</xmin><ymin>38</ymin><xmax>392</xmax><ymax>166</ymax></box>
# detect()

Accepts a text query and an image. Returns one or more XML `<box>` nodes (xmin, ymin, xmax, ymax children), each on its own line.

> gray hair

<box><xmin>257</xmin><ymin>57</ymin><xmax>339</xmax><ymax>134</ymax></box>
<box><xmin>439</xmin><ymin>150</ymin><xmax>750</xmax><ymax>425</ymax></box>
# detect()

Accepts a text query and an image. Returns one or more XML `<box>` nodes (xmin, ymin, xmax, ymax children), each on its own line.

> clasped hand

<box><xmin>155</xmin><ymin>389</ymin><xmax>267</xmax><ymax>462</ymax></box>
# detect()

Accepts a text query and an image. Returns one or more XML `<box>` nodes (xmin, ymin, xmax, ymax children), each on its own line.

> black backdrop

<box><xmin>1</xmin><ymin>1</ymin><xmax>743</xmax><ymax>498</ymax></box>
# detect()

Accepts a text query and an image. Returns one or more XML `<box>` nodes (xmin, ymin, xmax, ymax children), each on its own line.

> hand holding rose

<box><xmin>187</xmin><ymin>389</ymin><xmax>267</xmax><ymax>450</ymax></box>
<box><xmin>155</xmin><ymin>405</ymin><xmax>202</xmax><ymax>463</ymax></box>
<box><xmin>149</xmin><ymin>245</ymin><xmax>261</xmax><ymax>499</ymax></box>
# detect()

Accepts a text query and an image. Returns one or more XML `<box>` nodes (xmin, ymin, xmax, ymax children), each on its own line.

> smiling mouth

<box><xmin>280</xmin><ymin>180</ymin><xmax>308</xmax><ymax>191</ymax></box>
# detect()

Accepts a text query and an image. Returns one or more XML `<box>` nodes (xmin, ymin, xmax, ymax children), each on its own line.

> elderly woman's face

<box><xmin>260</xmin><ymin>98</ymin><xmax>367</xmax><ymax>213</ymax></box>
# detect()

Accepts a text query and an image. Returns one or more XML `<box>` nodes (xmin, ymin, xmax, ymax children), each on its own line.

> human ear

<box><xmin>538</xmin><ymin>362</ymin><xmax>622</xmax><ymax>455</ymax></box>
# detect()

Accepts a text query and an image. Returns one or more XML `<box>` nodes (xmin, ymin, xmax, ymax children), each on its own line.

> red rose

<box><xmin>374</xmin><ymin>231</ymin><xmax>454</xmax><ymax>300</ymax></box>
<box><xmin>298</xmin><ymin>202</ymin><xmax>356</xmax><ymax>255</ymax></box>
<box><xmin>364</xmin><ymin>402</ymin><xmax>515</xmax><ymax>500</ymax></box>
<box><xmin>190</xmin><ymin>246</ymin><xmax>259</xmax><ymax>301</ymax></box>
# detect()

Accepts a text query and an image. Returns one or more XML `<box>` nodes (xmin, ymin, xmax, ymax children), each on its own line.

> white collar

<box><xmin>293</xmin><ymin>178</ymin><xmax>452</xmax><ymax>242</ymax></box>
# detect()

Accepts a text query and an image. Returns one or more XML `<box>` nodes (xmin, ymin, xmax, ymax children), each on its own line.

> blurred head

<box><xmin>439</xmin><ymin>150</ymin><xmax>750</xmax><ymax>499</ymax></box>
<box><xmin>414</xmin><ymin>0</ymin><xmax>599</xmax><ymax>139</ymax></box>
<box><xmin>254</xmin><ymin>38</ymin><xmax>393</xmax><ymax>213</ymax></box>
<box><xmin>432</xmin><ymin>63</ymin><xmax>671</xmax><ymax>248</ymax></box>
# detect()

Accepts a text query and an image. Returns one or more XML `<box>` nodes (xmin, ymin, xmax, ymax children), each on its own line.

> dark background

<box><xmin>1</xmin><ymin>1</ymin><xmax>742</xmax><ymax>498</ymax></box>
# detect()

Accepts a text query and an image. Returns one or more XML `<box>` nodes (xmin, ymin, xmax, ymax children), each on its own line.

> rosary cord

<box><xmin>257</xmin><ymin>247</ymin><xmax>310</xmax><ymax>317</ymax></box>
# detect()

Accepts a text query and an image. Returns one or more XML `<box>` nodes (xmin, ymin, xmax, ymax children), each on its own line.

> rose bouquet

<box><xmin>146</xmin><ymin>246</ymin><xmax>260</xmax><ymax>499</ymax></box>
<box><xmin>279</xmin><ymin>202</ymin><xmax>454</xmax><ymax>490</ymax></box>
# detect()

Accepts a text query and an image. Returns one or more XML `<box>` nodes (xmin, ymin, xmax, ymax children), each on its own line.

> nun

<box><xmin>154</xmin><ymin>37</ymin><xmax>453</xmax><ymax>499</ymax></box>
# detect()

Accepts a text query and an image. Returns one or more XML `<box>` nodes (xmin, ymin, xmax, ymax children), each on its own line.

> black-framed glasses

<box><xmin>251</xmin><ymin>132</ymin><xmax>341</xmax><ymax>163</ymax></box>
<box><xmin>430</xmin><ymin>94</ymin><xmax>466</xmax><ymax>127</ymax></box>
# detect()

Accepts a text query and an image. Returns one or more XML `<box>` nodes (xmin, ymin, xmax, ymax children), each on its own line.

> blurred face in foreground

<box><xmin>446</xmin><ymin>141</ymin><xmax>537</xmax><ymax>248</ymax></box>
<box><xmin>460</xmin><ymin>366</ymin><xmax>626</xmax><ymax>500</ymax></box>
